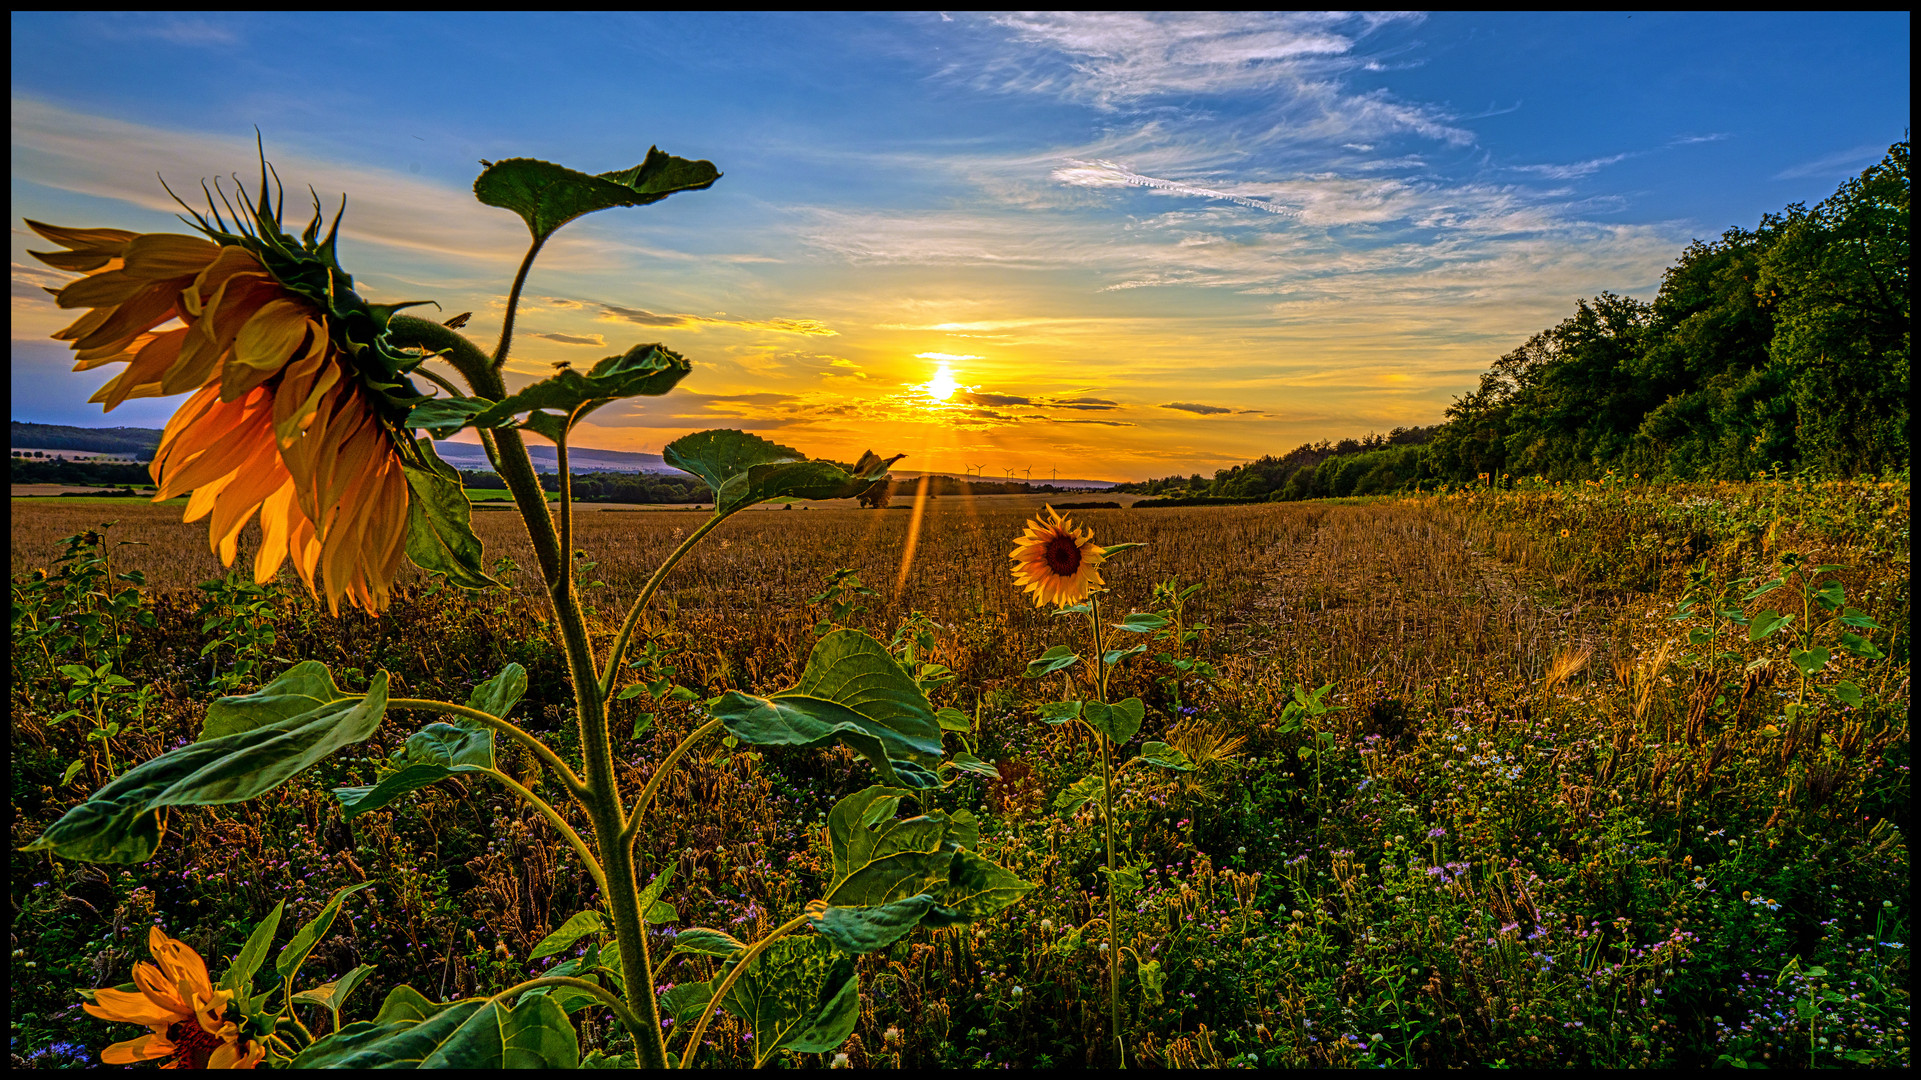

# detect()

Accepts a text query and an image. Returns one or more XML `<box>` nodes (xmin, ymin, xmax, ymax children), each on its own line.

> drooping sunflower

<box><xmin>83</xmin><ymin>926</ymin><xmax>265</xmax><ymax>1069</ymax></box>
<box><xmin>27</xmin><ymin>158</ymin><xmax>434</xmax><ymax>614</ymax></box>
<box><xmin>1009</xmin><ymin>505</ymin><xmax>1106</xmax><ymax>607</ymax></box>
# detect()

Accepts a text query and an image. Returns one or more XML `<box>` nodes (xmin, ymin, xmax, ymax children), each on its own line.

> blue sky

<box><xmin>10</xmin><ymin>12</ymin><xmax>1909</xmax><ymax>478</ymax></box>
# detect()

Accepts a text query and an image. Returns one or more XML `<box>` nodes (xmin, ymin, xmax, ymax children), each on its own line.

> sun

<box><xmin>924</xmin><ymin>363</ymin><xmax>959</xmax><ymax>402</ymax></box>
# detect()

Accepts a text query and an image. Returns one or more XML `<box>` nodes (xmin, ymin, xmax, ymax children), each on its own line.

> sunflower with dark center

<box><xmin>26</xmin><ymin>153</ymin><xmax>439</xmax><ymax>614</ymax></box>
<box><xmin>83</xmin><ymin>927</ymin><xmax>265</xmax><ymax>1069</ymax></box>
<box><xmin>1010</xmin><ymin>505</ymin><xmax>1106</xmax><ymax>607</ymax></box>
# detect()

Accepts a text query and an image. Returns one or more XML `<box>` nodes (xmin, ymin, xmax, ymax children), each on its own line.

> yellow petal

<box><xmin>121</xmin><ymin>233</ymin><xmax>221</xmax><ymax>281</ymax></box>
<box><xmin>101</xmin><ymin>1032</ymin><xmax>171</xmax><ymax>1065</ymax></box>
<box><xmin>24</xmin><ymin>219</ymin><xmax>137</xmax><ymax>253</ymax></box>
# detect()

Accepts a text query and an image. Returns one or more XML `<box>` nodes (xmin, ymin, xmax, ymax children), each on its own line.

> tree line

<box><xmin>1120</xmin><ymin>138</ymin><xmax>1909</xmax><ymax>501</ymax></box>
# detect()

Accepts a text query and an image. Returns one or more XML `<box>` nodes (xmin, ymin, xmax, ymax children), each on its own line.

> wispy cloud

<box><xmin>1052</xmin><ymin>159</ymin><xmax>1299</xmax><ymax>215</ymax></box>
<box><xmin>1163</xmin><ymin>401</ymin><xmax>1233</xmax><ymax>415</ymax></box>
<box><xmin>1772</xmin><ymin>143</ymin><xmax>1887</xmax><ymax>181</ymax></box>
<box><xmin>1509</xmin><ymin>152</ymin><xmax>1634</xmax><ymax>180</ymax></box>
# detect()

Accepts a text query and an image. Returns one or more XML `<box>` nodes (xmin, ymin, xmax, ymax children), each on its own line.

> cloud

<box><xmin>915</xmin><ymin>351</ymin><xmax>983</xmax><ymax>360</ymax></box>
<box><xmin>1772</xmin><ymin>144</ymin><xmax>1888</xmax><ymax>181</ymax></box>
<box><xmin>530</xmin><ymin>331</ymin><xmax>606</xmax><ymax>346</ymax></box>
<box><xmin>1163</xmin><ymin>401</ymin><xmax>1234</xmax><ymax>415</ymax></box>
<box><xmin>591</xmin><ymin>301</ymin><xmax>837</xmax><ymax>336</ymax></box>
<box><xmin>1052</xmin><ymin>159</ymin><xmax>1300</xmax><ymax>215</ymax></box>
<box><xmin>1509</xmin><ymin>153</ymin><xmax>1634</xmax><ymax>180</ymax></box>
<box><xmin>961</xmin><ymin>392</ymin><xmax>1033</xmax><ymax>407</ymax></box>
<box><xmin>1052</xmin><ymin>396</ymin><xmax>1118</xmax><ymax>407</ymax></box>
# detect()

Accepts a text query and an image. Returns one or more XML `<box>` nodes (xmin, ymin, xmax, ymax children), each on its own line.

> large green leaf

<box><xmin>662</xmin><ymin>429</ymin><xmax>901</xmax><ymax>518</ymax></box>
<box><xmin>1136</xmin><ymin>742</ymin><xmax>1195</xmax><ymax>771</ymax></box>
<box><xmin>402</xmin><ymin>437</ymin><xmax>499</xmax><ymax>590</ymax></box>
<box><xmin>1054</xmin><ymin>774</ymin><xmax>1104</xmax><ymax>815</ymax></box>
<box><xmin>333</xmin><ymin>719</ymin><xmax>494</xmax><ymax>820</ymax></box>
<box><xmin>468</xmin><ymin>663</ymin><xmax>528</xmax><ymax>720</ymax></box>
<box><xmin>696</xmin><ymin>936</ymin><xmax>860</xmax><ymax>1067</ymax></box>
<box><xmin>1024</xmin><ymin>645</ymin><xmax>1079</xmax><ymax>679</ymax></box>
<box><xmin>807</xmin><ymin>894</ymin><xmax>936</xmax><ymax>953</ymax></box>
<box><xmin>1083</xmin><ymin>697</ymin><xmax>1145</xmax><ymax>744</ymax></box>
<box><xmin>931</xmin><ymin>850</ymin><xmax>1034</xmax><ymax>925</ymax></box>
<box><xmin>709</xmin><ymin>628</ymin><xmax>943</xmax><ymax>787</ymax></box>
<box><xmin>199</xmin><ymin>661</ymin><xmax>354</xmax><ymax>740</ymax></box>
<box><xmin>466</xmin><ymin>344</ymin><xmax>690</xmax><ymax>440</ymax></box>
<box><xmin>290</xmin><ymin>990</ymin><xmax>579</xmax><ymax>1068</ymax></box>
<box><xmin>408</xmin><ymin>396</ymin><xmax>495</xmax><ymax>439</ymax></box>
<box><xmin>277</xmin><ymin>881</ymin><xmax>376</xmax><ymax>982</ymax></box>
<box><xmin>474</xmin><ymin>150</ymin><xmax>720</xmax><ymax>242</ymax></box>
<box><xmin>670</xmin><ymin>928</ymin><xmax>748</xmax><ymax>960</ymax></box>
<box><xmin>29</xmin><ymin>673</ymin><xmax>390</xmax><ymax>863</ymax></box>
<box><xmin>291</xmin><ymin>963</ymin><xmax>377</xmax><ymax>1019</ymax></box>
<box><xmin>823</xmin><ymin>786</ymin><xmax>954</xmax><ymax>907</ymax></box>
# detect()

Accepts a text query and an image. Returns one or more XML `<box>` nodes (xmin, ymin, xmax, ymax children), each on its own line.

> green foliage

<box><xmin>663</xmin><ymin>429</ymin><xmax>901</xmax><ymax>521</ymax></box>
<box><xmin>291</xmin><ymin>986</ymin><xmax>580</xmax><ymax>1068</ymax></box>
<box><xmin>474</xmin><ymin>149</ymin><xmax>721</xmax><ymax>243</ymax></box>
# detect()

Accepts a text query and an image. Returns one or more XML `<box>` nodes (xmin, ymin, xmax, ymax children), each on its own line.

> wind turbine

<box><xmin>1022</xmin><ymin>466</ymin><xmax>1032</xmax><ymax>481</ymax></box>
<box><xmin>1002</xmin><ymin>467</ymin><xmax>1016</xmax><ymax>481</ymax></box>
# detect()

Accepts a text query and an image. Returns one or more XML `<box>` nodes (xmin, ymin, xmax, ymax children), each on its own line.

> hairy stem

<box><xmin>494</xmin><ymin>234</ymin><xmax>549</xmax><ymax>370</ymax></box>
<box><xmin>677</xmin><ymin>913</ymin><xmax>812</xmax><ymax>1069</ymax></box>
<box><xmin>495</xmin><ymin>976</ymin><xmax>648</xmax><ymax>1037</ymax></box>
<box><xmin>481</xmin><ymin>767</ymin><xmax>606</xmax><ymax>895</ymax></box>
<box><xmin>599</xmin><ymin>513</ymin><xmax>726</xmax><ymax>705</ymax></box>
<box><xmin>1090</xmin><ymin>591</ymin><xmax>1122</xmax><ymax>1067</ymax></box>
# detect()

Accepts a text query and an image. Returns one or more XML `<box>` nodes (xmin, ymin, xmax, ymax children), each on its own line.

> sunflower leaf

<box><xmin>200</xmin><ymin>661</ymin><xmax>356</xmax><ymax>741</ymax></box>
<box><xmin>475</xmin><ymin>151</ymin><xmax>720</xmax><ymax>243</ymax></box>
<box><xmin>28</xmin><ymin>673</ymin><xmax>391</xmax><ymax>863</ymax></box>
<box><xmin>1082</xmin><ymin>697</ymin><xmax>1145</xmax><ymax>744</ymax></box>
<box><xmin>530</xmin><ymin>910</ymin><xmax>607</xmax><ymax>961</ymax></box>
<box><xmin>1136</xmin><ymin>741</ymin><xmax>1195</xmax><ymax>771</ymax></box>
<box><xmin>333</xmin><ymin>719</ymin><xmax>495</xmax><ymax>819</ymax></box>
<box><xmin>662</xmin><ymin>430</ymin><xmax>899</xmax><ymax>518</ymax></box>
<box><xmin>402</xmin><ymin>438</ymin><xmax>499</xmax><ymax>591</ymax></box>
<box><xmin>466</xmin><ymin>344</ymin><xmax>691</xmax><ymax>439</ymax></box>
<box><xmin>290</xmin><ymin>990</ymin><xmax>579</xmax><ymax>1069</ymax></box>
<box><xmin>408</xmin><ymin>396</ymin><xmax>495</xmax><ymax>439</ymax></box>
<box><xmin>468</xmin><ymin>663</ymin><xmax>528</xmax><ymax>720</ymax></box>
<box><xmin>670</xmin><ymin>928</ymin><xmax>749</xmax><ymax>960</ymax></box>
<box><xmin>807</xmin><ymin>894</ymin><xmax>938</xmax><ymax>953</ymax></box>
<box><xmin>219</xmin><ymin>899</ymin><xmax>286</xmax><ymax>997</ymax></box>
<box><xmin>291</xmin><ymin>963</ymin><xmax>377</xmax><ymax>1018</ymax></box>
<box><xmin>277</xmin><ymin>881</ymin><xmax>376</xmax><ymax>982</ymax></box>
<box><xmin>672</xmin><ymin>936</ymin><xmax>859</xmax><ymax>1067</ymax></box>
<box><xmin>1024</xmin><ymin>645</ymin><xmax>1080</xmax><ymax>678</ymax></box>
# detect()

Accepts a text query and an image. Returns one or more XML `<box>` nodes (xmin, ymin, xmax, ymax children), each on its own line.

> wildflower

<box><xmin>830</xmin><ymin>1051</ymin><xmax>851</xmax><ymax>1068</ymax></box>
<box><xmin>83</xmin><ymin>926</ymin><xmax>265</xmax><ymax>1068</ymax></box>
<box><xmin>27</xmin><ymin>156</ymin><xmax>441</xmax><ymax>615</ymax></box>
<box><xmin>1009</xmin><ymin>505</ymin><xmax>1105</xmax><ymax>607</ymax></box>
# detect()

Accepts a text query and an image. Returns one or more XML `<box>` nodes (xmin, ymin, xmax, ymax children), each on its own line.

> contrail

<box><xmin>1063</xmin><ymin>159</ymin><xmax>1299</xmax><ymax>216</ymax></box>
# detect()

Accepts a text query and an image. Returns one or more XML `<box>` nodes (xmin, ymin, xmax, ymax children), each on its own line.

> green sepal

<box><xmin>474</xmin><ymin>150</ymin><xmax>720</xmax><ymax>243</ymax></box>
<box><xmin>28</xmin><ymin>672</ymin><xmax>390</xmax><ymax>863</ymax></box>
<box><xmin>402</xmin><ymin>437</ymin><xmax>499</xmax><ymax>590</ymax></box>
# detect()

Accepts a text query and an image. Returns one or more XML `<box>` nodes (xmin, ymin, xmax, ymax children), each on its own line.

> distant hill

<box><xmin>11</xmin><ymin>422</ymin><xmax>163</xmax><ymax>456</ymax></box>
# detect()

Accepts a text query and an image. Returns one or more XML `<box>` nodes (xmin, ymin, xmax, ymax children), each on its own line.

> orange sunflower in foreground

<box><xmin>1010</xmin><ymin>505</ymin><xmax>1106</xmax><ymax>607</ymax></box>
<box><xmin>27</xmin><ymin>165</ymin><xmax>432</xmax><ymax>614</ymax></box>
<box><xmin>83</xmin><ymin>926</ymin><xmax>265</xmax><ymax>1069</ymax></box>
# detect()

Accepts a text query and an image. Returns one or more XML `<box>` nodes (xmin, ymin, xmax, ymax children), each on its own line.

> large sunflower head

<box><xmin>1009</xmin><ymin>504</ymin><xmax>1106</xmax><ymax>608</ymax></box>
<box><xmin>82</xmin><ymin>926</ymin><xmax>265</xmax><ymax>1069</ymax></box>
<box><xmin>26</xmin><ymin>150</ymin><xmax>437</xmax><ymax>614</ymax></box>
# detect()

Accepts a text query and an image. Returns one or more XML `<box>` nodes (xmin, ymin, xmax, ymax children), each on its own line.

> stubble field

<box><xmin>10</xmin><ymin>478</ymin><xmax>1910</xmax><ymax>1068</ymax></box>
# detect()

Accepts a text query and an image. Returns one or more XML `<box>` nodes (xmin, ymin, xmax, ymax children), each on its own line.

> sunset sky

<box><xmin>10</xmin><ymin>12</ymin><xmax>1910</xmax><ymax>479</ymax></box>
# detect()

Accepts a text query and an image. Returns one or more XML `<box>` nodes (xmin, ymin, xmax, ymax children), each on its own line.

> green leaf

<box><xmin>1747</xmin><ymin>610</ymin><xmax>1792</xmax><ymax>642</ymax></box>
<box><xmin>670</xmin><ymin>928</ymin><xmax>748</xmax><ymax>959</ymax></box>
<box><xmin>277</xmin><ymin>881</ymin><xmax>375</xmax><ymax>982</ymax></box>
<box><xmin>1687</xmin><ymin>628</ymin><xmax>1714</xmax><ymax>646</ymax></box>
<box><xmin>408</xmin><ymin>396</ymin><xmax>496</xmax><ymax>439</ymax></box>
<box><xmin>639</xmin><ymin>864</ymin><xmax>677</xmax><ymax>925</ymax></box>
<box><xmin>1838</xmin><ymin>632</ymin><xmax>1885</xmax><ymax>659</ymax></box>
<box><xmin>823</xmin><ymin>785</ymin><xmax>953</xmax><ymax>907</ymax></box>
<box><xmin>29</xmin><ymin>672</ymin><xmax>391</xmax><ymax>863</ymax></box>
<box><xmin>933</xmin><ymin>849</ymin><xmax>1034</xmax><ymax>923</ymax></box>
<box><xmin>935</xmin><ymin>706</ymin><xmax>971</xmax><ymax>732</ymax></box>
<box><xmin>702</xmin><ymin>936</ymin><xmax>859</xmax><ymax>1066</ymax></box>
<box><xmin>332</xmin><ymin>719</ymin><xmax>495</xmax><ymax>820</ymax></box>
<box><xmin>60</xmin><ymin>759</ymin><xmax>85</xmax><ymax>786</ymax></box>
<box><xmin>807</xmin><ymin>894</ymin><xmax>937</xmax><ymax>953</ymax></box>
<box><xmin>199</xmin><ymin>660</ymin><xmax>355</xmax><ymax>740</ymax></box>
<box><xmin>1036</xmin><ymin>700</ymin><xmax>1082</xmax><ymax>724</ymax></box>
<box><xmin>1813</xmin><ymin>581</ymin><xmax>1846</xmax><ymax>610</ymax></box>
<box><xmin>291</xmin><ymin>990</ymin><xmax>579</xmax><ymax>1068</ymax></box>
<box><xmin>1112</xmin><ymin>612</ymin><xmax>1168</xmax><ymax>633</ymax></box>
<box><xmin>468</xmin><ymin>663</ymin><xmax>528</xmax><ymax>720</ymax></box>
<box><xmin>941</xmin><ymin>751</ymin><xmax>1001</xmax><ymax>781</ymax></box>
<box><xmin>712</xmin><ymin>630</ymin><xmax>942</xmax><ymax>787</ymax></box>
<box><xmin>1136</xmin><ymin>742</ymin><xmax>1195</xmax><ymax>771</ymax></box>
<box><xmin>1838</xmin><ymin>607</ymin><xmax>1882</xmax><ymax>630</ymax></box>
<box><xmin>1789</xmin><ymin>647</ymin><xmax>1831</xmax><ymax>677</ymax></box>
<box><xmin>467</xmin><ymin>344</ymin><xmax>691</xmax><ymax>439</ymax></box>
<box><xmin>1083</xmin><ymin>697</ymin><xmax>1145</xmax><ymax>744</ymax></box>
<box><xmin>374</xmin><ymin>985</ymin><xmax>449</xmax><ymax>1024</ymax></box>
<box><xmin>218</xmin><ymin>899</ymin><xmax>286</xmax><ymax>997</ymax></box>
<box><xmin>1024</xmin><ymin>645</ymin><xmax>1079</xmax><ymax>679</ymax></box>
<box><xmin>1136</xmin><ymin>958</ymin><xmax>1165</xmax><ymax>1004</ymax></box>
<box><xmin>1103</xmin><ymin>644</ymin><xmax>1149</xmax><ymax>666</ymax></box>
<box><xmin>1741</xmin><ymin>578</ymin><xmax>1785</xmax><ymax>602</ymax></box>
<box><xmin>292</xmin><ymin>963</ymin><xmax>376</xmax><ymax>1018</ymax></box>
<box><xmin>1098</xmin><ymin>862</ymin><xmax>1144</xmax><ymax>897</ymax></box>
<box><xmin>474</xmin><ymin>150</ymin><xmax>720</xmax><ymax>243</ymax></box>
<box><xmin>530</xmin><ymin>910</ymin><xmax>606</xmax><ymax>961</ymax></box>
<box><xmin>1054</xmin><ymin>774</ymin><xmax>1104</xmax><ymax>815</ymax></box>
<box><xmin>1828</xmin><ymin>682</ymin><xmax>1864</xmax><ymax>708</ymax></box>
<box><xmin>662</xmin><ymin>429</ymin><xmax>899</xmax><ymax>519</ymax></box>
<box><xmin>402</xmin><ymin>438</ymin><xmax>500</xmax><ymax>591</ymax></box>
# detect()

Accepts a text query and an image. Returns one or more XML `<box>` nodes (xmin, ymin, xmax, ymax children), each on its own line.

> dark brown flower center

<box><xmin>167</xmin><ymin>1019</ymin><xmax>223</xmax><ymax>1069</ymax></box>
<box><xmin>1043</xmin><ymin>532</ymin><xmax>1082</xmax><ymax>577</ymax></box>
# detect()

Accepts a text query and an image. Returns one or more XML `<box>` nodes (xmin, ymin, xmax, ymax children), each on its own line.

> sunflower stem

<box><xmin>481</xmin><ymin>767</ymin><xmax>606</xmax><ymax>895</ymax></box>
<box><xmin>599</xmin><ymin>513</ymin><xmax>726</xmax><ymax>706</ymax></box>
<box><xmin>494</xmin><ymin>234</ymin><xmax>549</xmax><ymax>370</ymax></box>
<box><xmin>387</xmin><ymin>698</ymin><xmax>589</xmax><ymax>802</ymax></box>
<box><xmin>1089</xmin><ymin>591</ymin><xmax>1123</xmax><ymax>1068</ymax></box>
<box><xmin>677</xmin><ymin>913</ymin><xmax>813</xmax><ymax>1069</ymax></box>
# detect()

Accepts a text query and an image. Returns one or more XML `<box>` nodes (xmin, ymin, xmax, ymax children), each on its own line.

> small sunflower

<box><xmin>1009</xmin><ymin>505</ymin><xmax>1105</xmax><ymax>607</ymax></box>
<box><xmin>83</xmin><ymin>926</ymin><xmax>265</xmax><ymax>1069</ymax></box>
<box><xmin>28</xmin><ymin>156</ymin><xmax>434</xmax><ymax>613</ymax></box>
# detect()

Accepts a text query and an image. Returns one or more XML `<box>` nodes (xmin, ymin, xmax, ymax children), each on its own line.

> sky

<box><xmin>10</xmin><ymin>12</ymin><xmax>1910</xmax><ymax>480</ymax></box>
